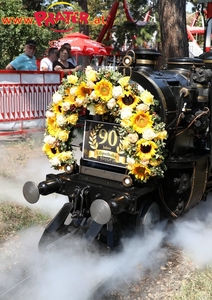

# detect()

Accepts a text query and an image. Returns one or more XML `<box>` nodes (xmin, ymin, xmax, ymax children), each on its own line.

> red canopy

<box><xmin>49</xmin><ymin>32</ymin><xmax>108</xmax><ymax>55</ymax></box>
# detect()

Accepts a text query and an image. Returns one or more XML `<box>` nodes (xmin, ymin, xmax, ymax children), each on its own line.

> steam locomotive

<box><xmin>23</xmin><ymin>49</ymin><xmax>212</xmax><ymax>252</ymax></box>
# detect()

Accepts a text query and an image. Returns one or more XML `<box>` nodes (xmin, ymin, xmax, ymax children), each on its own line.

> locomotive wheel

<box><xmin>136</xmin><ymin>200</ymin><xmax>161</xmax><ymax>236</ymax></box>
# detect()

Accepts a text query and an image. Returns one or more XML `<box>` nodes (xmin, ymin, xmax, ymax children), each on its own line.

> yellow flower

<box><xmin>46</xmin><ymin>116</ymin><xmax>57</xmax><ymax>136</ymax></box>
<box><xmin>58</xmin><ymin>151</ymin><xmax>73</xmax><ymax>162</ymax></box>
<box><xmin>120</xmin><ymin>118</ymin><xmax>131</xmax><ymax>127</ymax></box>
<box><xmin>85</xmin><ymin>66</ymin><xmax>98</xmax><ymax>82</ymax></box>
<box><xmin>140</xmin><ymin>90</ymin><xmax>154</xmax><ymax>105</ymax></box>
<box><xmin>52</xmin><ymin>101</ymin><xmax>62</xmax><ymax>114</ymax></box>
<box><xmin>67</xmin><ymin>74</ymin><xmax>78</xmax><ymax>84</ymax></box>
<box><xmin>156</xmin><ymin>130</ymin><xmax>167</xmax><ymax>140</ymax></box>
<box><xmin>117</xmin><ymin>92</ymin><xmax>140</xmax><ymax>109</ymax></box>
<box><xmin>64</xmin><ymin>88</ymin><xmax>70</xmax><ymax>95</ymax></box>
<box><xmin>42</xmin><ymin>143</ymin><xmax>58</xmax><ymax>159</ymax></box>
<box><xmin>131</xmin><ymin>111</ymin><xmax>153</xmax><ymax>134</ymax></box>
<box><xmin>47</xmin><ymin>125</ymin><xmax>58</xmax><ymax>137</ymax></box>
<box><xmin>56</xmin><ymin>129</ymin><xmax>69</xmax><ymax>142</ymax></box>
<box><xmin>86</xmin><ymin>70</ymin><xmax>98</xmax><ymax>82</ymax></box>
<box><xmin>136</xmin><ymin>139</ymin><xmax>158</xmax><ymax>160</ymax></box>
<box><xmin>46</xmin><ymin>113</ymin><xmax>56</xmax><ymax>126</ymax></box>
<box><xmin>94</xmin><ymin>79</ymin><xmax>113</xmax><ymax>101</ymax></box>
<box><xmin>122</xmin><ymin>137</ymin><xmax>130</xmax><ymax>149</ymax></box>
<box><xmin>149</xmin><ymin>158</ymin><xmax>162</xmax><ymax>167</ymax></box>
<box><xmin>63</xmin><ymin>94</ymin><xmax>76</xmax><ymax>105</ymax></box>
<box><xmin>66</xmin><ymin>113</ymin><xmax>79</xmax><ymax>125</ymax></box>
<box><xmin>129</xmin><ymin>163</ymin><xmax>151</xmax><ymax>181</ymax></box>
<box><xmin>76</xmin><ymin>82</ymin><xmax>92</xmax><ymax>99</ymax></box>
<box><xmin>118</xmin><ymin>76</ymin><xmax>130</xmax><ymax>87</ymax></box>
<box><xmin>95</xmin><ymin>104</ymin><xmax>107</xmax><ymax>115</ymax></box>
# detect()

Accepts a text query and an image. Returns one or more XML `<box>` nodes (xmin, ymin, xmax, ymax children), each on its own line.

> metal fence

<box><xmin>0</xmin><ymin>71</ymin><xmax>61</xmax><ymax>136</ymax></box>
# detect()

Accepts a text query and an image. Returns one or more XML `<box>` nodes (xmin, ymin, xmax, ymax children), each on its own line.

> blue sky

<box><xmin>186</xmin><ymin>2</ymin><xmax>194</xmax><ymax>12</ymax></box>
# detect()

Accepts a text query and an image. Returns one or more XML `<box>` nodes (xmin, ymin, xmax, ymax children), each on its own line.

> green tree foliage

<box><xmin>0</xmin><ymin>0</ymin><xmax>61</xmax><ymax>69</ymax></box>
<box><xmin>86</xmin><ymin>0</ymin><xmax>157</xmax><ymax>50</ymax></box>
<box><xmin>22</xmin><ymin>0</ymin><xmax>43</xmax><ymax>11</ymax></box>
<box><xmin>0</xmin><ymin>0</ymin><xmax>192</xmax><ymax>68</ymax></box>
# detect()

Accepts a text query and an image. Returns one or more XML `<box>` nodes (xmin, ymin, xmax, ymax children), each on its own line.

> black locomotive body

<box><xmin>23</xmin><ymin>49</ymin><xmax>212</xmax><ymax>251</ymax></box>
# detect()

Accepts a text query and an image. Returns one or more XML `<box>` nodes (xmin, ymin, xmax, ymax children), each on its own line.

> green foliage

<box><xmin>0</xmin><ymin>0</ymin><xmax>62</xmax><ymax>68</ymax></box>
<box><xmin>22</xmin><ymin>0</ymin><xmax>43</xmax><ymax>11</ymax></box>
<box><xmin>87</xmin><ymin>0</ymin><xmax>157</xmax><ymax>50</ymax></box>
<box><xmin>0</xmin><ymin>201</ymin><xmax>50</xmax><ymax>242</ymax></box>
<box><xmin>173</xmin><ymin>267</ymin><xmax>212</xmax><ymax>299</ymax></box>
<box><xmin>0</xmin><ymin>0</ymin><xmax>160</xmax><ymax>68</ymax></box>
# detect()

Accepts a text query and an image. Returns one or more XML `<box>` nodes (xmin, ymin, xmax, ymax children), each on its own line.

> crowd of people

<box><xmin>5</xmin><ymin>39</ymin><xmax>82</xmax><ymax>75</ymax></box>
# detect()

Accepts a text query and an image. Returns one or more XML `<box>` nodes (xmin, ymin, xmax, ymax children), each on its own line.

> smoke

<box><xmin>1</xmin><ymin>135</ymin><xmax>212</xmax><ymax>299</ymax></box>
<box><xmin>167</xmin><ymin>197</ymin><xmax>212</xmax><ymax>267</ymax></box>
<box><xmin>0</xmin><ymin>147</ymin><xmax>68</xmax><ymax>216</ymax></box>
<box><xmin>0</xmin><ymin>225</ymin><xmax>167</xmax><ymax>300</ymax></box>
<box><xmin>0</xmin><ymin>131</ymin><xmax>82</xmax><ymax>216</ymax></box>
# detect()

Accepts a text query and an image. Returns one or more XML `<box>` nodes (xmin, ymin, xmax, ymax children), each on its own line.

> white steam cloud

<box><xmin>167</xmin><ymin>198</ymin><xmax>212</xmax><ymax>267</ymax></box>
<box><xmin>1</xmin><ymin>136</ymin><xmax>212</xmax><ymax>299</ymax></box>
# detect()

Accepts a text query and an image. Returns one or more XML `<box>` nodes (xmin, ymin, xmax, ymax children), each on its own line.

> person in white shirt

<box><xmin>40</xmin><ymin>47</ymin><xmax>58</xmax><ymax>71</ymax></box>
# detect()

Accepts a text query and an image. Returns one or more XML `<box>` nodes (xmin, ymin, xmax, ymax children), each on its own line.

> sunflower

<box><xmin>42</xmin><ymin>143</ymin><xmax>59</xmax><ymax>159</ymax></box>
<box><xmin>46</xmin><ymin>116</ymin><xmax>57</xmax><ymax>137</ymax></box>
<box><xmin>117</xmin><ymin>92</ymin><xmax>140</xmax><ymax>109</ymax></box>
<box><xmin>94</xmin><ymin>79</ymin><xmax>113</xmax><ymax>101</ymax></box>
<box><xmin>130</xmin><ymin>111</ymin><xmax>153</xmax><ymax>134</ymax></box>
<box><xmin>76</xmin><ymin>82</ymin><xmax>92</xmax><ymax>99</ymax></box>
<box><xmin>136</xmin><ymin>139</ymin><xmax>158</xmax><ymax>160</ymax></box>
<box><xmin>52</xmin><ymin>101</ymin><xmax>62</xmax><ymax>114</ymax></box>
<box><xmin>129</xmin><ymin>163</ymin><xmax>151</xmax><ymax>181</ymax></box>
<box><xmin>47</xmin><ymin>125</ymin><xmax>58</xmax><ymax>138</ymax></box>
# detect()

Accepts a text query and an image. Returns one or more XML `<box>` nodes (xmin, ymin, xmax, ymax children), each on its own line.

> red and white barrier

<box><xmin>0</xmin><ymin>71</ymin><xmax>62</xmax><ymax>136</ymax></box>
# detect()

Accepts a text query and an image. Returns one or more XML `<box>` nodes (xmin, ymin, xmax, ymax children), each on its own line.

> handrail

<box><xmin>0</xmin><ymin>71</ymin><xmax>62</xmax><ymax>136</ymax></box>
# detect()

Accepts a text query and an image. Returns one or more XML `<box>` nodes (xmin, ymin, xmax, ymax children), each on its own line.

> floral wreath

<box><xmin>43</xmin><ymin>66</ymin><xmax>167</xmax><ymax>183</ymax></box>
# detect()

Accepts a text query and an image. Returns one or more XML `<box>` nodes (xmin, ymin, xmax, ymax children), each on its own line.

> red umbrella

<box><xmin>49</xmin><ymin>32</ymin><xmax>107</xmax><ymax>55</ymax></box>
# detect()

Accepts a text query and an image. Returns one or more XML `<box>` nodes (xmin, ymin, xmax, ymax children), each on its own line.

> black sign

<box><xmin>83</xmin><ymin>120</ymin><xmax>127</xmax><ymax>168</ymax></box>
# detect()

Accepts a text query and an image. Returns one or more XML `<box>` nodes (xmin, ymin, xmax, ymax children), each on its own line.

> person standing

<box><xmin>40</xmin><ymin>47</ymin><xmax>58</xmax><ymax>71</ymax></box>
<box><xmin>53</xmin><ymin>46</ymin><xmax>81</xmax><ymax>76</ymax></box>
<box><xmin>6</xmin><ymin>40</ymin><xmax>37</xmax><ymax>71</ymax></box>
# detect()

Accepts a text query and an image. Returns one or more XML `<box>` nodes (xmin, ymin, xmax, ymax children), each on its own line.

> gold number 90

<box><xmin>98</xmin><ymin>129</ymin><xmax>118</xmax><ymax>147</ymax></box>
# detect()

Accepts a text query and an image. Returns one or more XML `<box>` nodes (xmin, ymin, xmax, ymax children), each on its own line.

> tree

<box><xmin>0</xmin><ymin>0</ymin><xmax>61</xmax><ymax>68</ymax></box>
<box><xmin>22</xmin><ymin>0</ymin><xmax>43</xmax><ymax>11</ymax></box>
<box><xmin>87</xmin><ymin>0</ymin><xmax>157</xmax><ymax>50</ymax></box>
<box><xmin>78</xmin><ymin>0</ymin><xmax>89</xmax><ymax>35</ymax></box>
<box><xmin>158</xmin><ymin>0</ymin><xmax>189</xmax><ymax>66</ymax></box>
